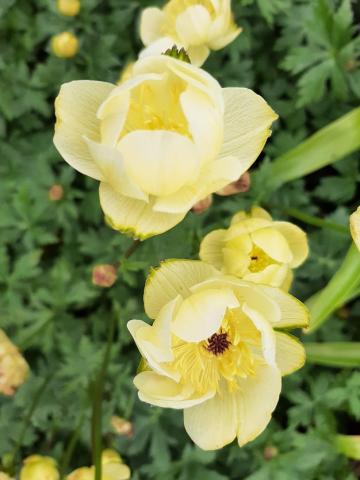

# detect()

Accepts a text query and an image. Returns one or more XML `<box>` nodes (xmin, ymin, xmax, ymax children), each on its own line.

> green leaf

<box><xmin>305</xmin><ymin>342</ymin><xmax>360</xmax><ymax>367</ymax></box>
<box><xmin>335</xmin><ymin>435</ymin><xmax>360</xmax><ymax>460</ymax></box>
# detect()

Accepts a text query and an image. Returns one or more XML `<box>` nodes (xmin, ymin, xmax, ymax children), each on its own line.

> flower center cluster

<box><xmin>205</xmin><ymin>331</ymin><xmax>230</xmax><ymax>356</ymax></box>
<box><xmin>248</xmin><ymin>245</ymin><xmax>274</xmax><ymax>273</ymax></box>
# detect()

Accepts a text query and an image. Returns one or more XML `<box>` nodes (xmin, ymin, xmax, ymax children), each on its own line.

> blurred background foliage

<box><xmin>0</xmin><ymin>0</ymin><xmax>359</xmax><ymax>478</ymax></box>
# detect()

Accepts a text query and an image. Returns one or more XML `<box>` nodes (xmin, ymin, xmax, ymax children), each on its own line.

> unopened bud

<box><xmin>66</xmin><ymin>467</ymin><xmax>93</xmax><ymax>480</ymax></box>
<box><xmin>92</xmin><ymin>264</ymin><xmax>117</xmax><ymax>288</ymax></box>
<box><xmin>111</xmin><ymin>416</ymin><xmax>133</xmax><ymax>437</ymax></box>
<box><xmin>263</xmin><ymin>445</ymin><xmax>278</xmax><ymax>460</ymax></box>
<box><xmin>48</xmin><ymin>184</ymin><xmax>64</xmax><ymax>201</ymax></box>
<box><xmin>191</xmin><ymin>195</ymin><xmax>213</xmax><ymax>215</ymax></box>
<box><xmin>102</xmin><ymin>449</ymin><xmax>122</xmax><ymax>465</ymax></box>
<box><xmin>0</xmin><ymin>330</ymin><xmax>29</xmax><ymax>396</ymax></box>
<box><xmin>20</xmin><ymin>455</ymin><xmax>59</xmax><ymax>480</ymax></box>
<box><xmin>216</xmin><ymin>171</ymin><xmax>251</xmax><ymax>196</ymax></box>
<box><xmin>51</xmin><ymin>32</ymin><xmax>79</xmax><ymax>58</ymax></box>
<box><xmin>56</xmin><ymin>0</ymin><xmax>80</xmax><ymax>16</ymax></box>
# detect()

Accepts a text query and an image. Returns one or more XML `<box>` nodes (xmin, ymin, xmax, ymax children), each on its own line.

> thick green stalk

<box><xmin>269</xmin><ymin>107</ymin><xmax>360</xmax><ymax>187</ymax></box>
<box><xmin>283</xmin><ymin>208</ymin><xmax>349</xmax><ymax>234</ymax></box>
<box><xmin>305</xmin><ymin>342</ymin><xmax>360</xmax><ymax>367</ymax></box>
<box><xmin>306</xmin><ymin>243</ymin><xmax>360</xmax><ymax>333</ymax></box>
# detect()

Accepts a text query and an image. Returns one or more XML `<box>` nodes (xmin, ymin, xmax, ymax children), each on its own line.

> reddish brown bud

<box><xmin>216</xmin><ymin>171</ymin><xmax>251</xmax><ymax>196</ymax></box>
<box><xmin>263</xmin><ymin>446</ymin><xmax>278</xmax><ymax>460</ymax></box>
<box><xmin>92</xmin><ymin>264</ymin><xmax>117</xmax><ymax>288</ymax></box>
<box><xmin>48</xmin><ymin>184</ymin><xmax>64</xmax><ymax>201</ymax></box>
<box><xmin>111</xmin><ymin>416</ymin><xmax>133</xmax><ymax>438</ymax></box>
<box><xmin>191</xmin><ymin>195</ymin><xmax>213</xmax><ymax>215</ymax></box>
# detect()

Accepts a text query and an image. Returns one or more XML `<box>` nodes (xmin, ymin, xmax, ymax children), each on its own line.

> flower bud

<box><xmin>20</xmin><ymin>455</ymin><xmax>59</xmax><ymax>480</ymax></box>
<box><xmin>216</xmin><ymin>171</ymin><xmax>251</xmax><ymax>196</ymax></box>
<box><xmin>263</xmin><ymin>445</ymin><xmax>279</xmax><ymax>460</ymax></box>
<box><xmin>191</xmin><ymin>195</ymin><xmax>213</xmax><ymax>215</ymax></box>
<box><xmin>51</xmin><ymin>32</ymin><xmax>79</xmax><ymax>58</ymax></box>
<box><xmin>66</xmin><ymin>467</ymin><xmax>93</xmax><ymax>480</ymax></box>
<box><xmin>111</xmin><ymin>416</ymin><xmax>133</xmax><ymax>437</ymax></box>
<box><xmin>92</xmin><ymin>264</ymin><xmax>117</xmax><ymax>288</ymax></box>
<box><xmin>102</xmin><ymin>449</ymin><xmax>122</xmax><ymax>465</ymax></box>
<box><xmin>0</xmin><ymin>330</ymin><xmax>29</xmax><ymax>396</ymax></box>
<box><xmin>48</xmin><ymin>184</ymin><xmax>64</xmax><ymax>201</ymax></box>
<box><xmin>57</xmin><ymin>0</ymin><xmax>80</xmax><ymax>16</ymax></box>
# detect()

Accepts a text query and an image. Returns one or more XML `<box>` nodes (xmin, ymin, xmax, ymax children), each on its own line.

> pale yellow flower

<box><xmin>51</xmin><ymin>32</ymin><xmax>79</xmax><ymax>58</ymax></box>
<box><xmin>350</xmin><ymin>206</ymin><xmax>360</xmax><ymax>251</ymax></box>
<box><xmin>0</xmin><ymin>473</ymin><xmax>14</xmax><ymax>480</ymax></box>
<box><xmin>199</xmin><ymin>207</ymin><xmax>308</xmax><ymax>290</ymax></box>
<box><xmin>57</xmin><ymin>0</ymin><xmax>80</xmax><ymax>16</ymax></box>
<box><xmin>20</xmin><ymin>455</ymin><xmax>59</xmax><ymax>480</ymax></box>
<box><xmin>128</xmin><ymin>260</ymin><xmax>308</xmax><ymax>450</ymax></box>
<box><xmin>0</xmin><ymin>330</ymin><xmax>29</xmax><ymax>396</ymax></box>
<box><xmin>140</xmin><ymin>0</ymin><xmax>241</xmax><ymax>66</ymax></box>
<box><xmin>54</xmin><ymin>55</ymin><xmax>277</xmax><ymax>239</ymax></box>
<box><xmin>66</xmin><ymin>450</ymin><xmax>130</xmax><ymax>480</ymax></box>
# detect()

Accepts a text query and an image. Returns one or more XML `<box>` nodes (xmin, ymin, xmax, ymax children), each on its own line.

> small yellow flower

<box><xmin>140</xmin><ymin>0</ymin><xmax>241</xmax><ymax>66</ymax></box>
<box><xmin>199</xmin><ymin>207</ymin><xmax>308</xmax><ymax>290</ymax></box>
<box><xmin>20</xmin><ymin>455</ymin><xmax>59</xmax><ymax>480</ymax></box>
<box><xmin>54</xmin><ymin>55</ymin><xmax>277</xmax><ymax>239</ymax></box>
<box><xmin>0</xmin><ymin>330</ymin><xmax>29</xmax><ymax>396</ymax></box>
<box><xmin>350</xmin><ymin>206</ymin><xmax>360</xmax><ymax>251</ymax></box>
<box><xmin>51</xmin><ymin>32</ymin><xmax>79</xmax><ymax>58</ymax></box>
<box><xmin>57</xmin><ymin>0</ymin><xmax>80</xmax><ymax>16</ymax></box>
<box><xmin>128</xmin><ymin>259</ymin><xmax>309</xmax><ymax>450</ymax></box>
<box><xmin>66</xmin><ymin>450</ymin><xmax>130</xmax><ymax>480</ymax></box>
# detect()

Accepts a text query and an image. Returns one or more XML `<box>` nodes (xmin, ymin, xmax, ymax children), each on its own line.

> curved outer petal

<box><xmin>209</xmin><ymin>25</ymin><xmax>242</xmax><ymax>50</ymax></box>
<box><xmin>250</xmin><ymin>206</ymin><xmax>273</xmax><ymax>221</ymax></box>
<box><xmin>244</xmin><ymin>264</ymin><xmax>290</xmax><ymax>288</ymax></box>
<box><xmin>208</xmin><ymin>0</ymin><xmax>242</xmax><ymax>50</ymax></box>
<box><xmin>236</xmin><ymin>364</ymin><xmax>281</xmax><ymax>446</ymax></box>
<box><xmin>187</xmin><ymin>45</ymin><xmax>210</xmax><ymax>67</ymax></box>
<box><xmin>200</xmin><ymin>155</ymin><xmax>249</xmax><ymax>197</ymax></box>
<box><xmin>350</xmin><ymin>206</ymin><xmax>360</xmax><ymax>251</ymax></box>
<box><xmin>99</xmin><ymin>182</ymin><xmax>186</xmax><ymax>240</ymax></box>
<box><xmin>140</xmin><ymin>7</ymin><xmax>165</xmax><ymax>46</ymax></box>
<box><xmin>272</xmin><ymin>221</ymin><xmax>309</xmax><ymax>268</ymax></box>
<box><xmin>118</xmin><ymin>130</ymin><xmax>200</xmax><ymax>197</ymax></box>
<box><xmin>251</xmin><ymin>227</ymin><xmax>293</xmax><ymax>264</ymax></box>
<box><xmin>225</xmin><ymin>218</ymin><xmax>272</xmax><ymax>239</ymax></box>
<box><xmin>199</xmin><ymin>229</ymin><xmax>227</xmax><ymax>270</ymax></box>
<box><xmin>134</xmin><ymin>371</ymin><xmax>215</xmax><ymax>409</ymax></box>
<box><xmin>84</xmin><ymin>137</ymin><xmax>148</xmax><ymax>201</ymax></box>
<box><xmin>275</xmin><ymin>331</ymin><xmax>305</xmax><ymax>376</ymax></box>
<box><xmin>175</xmin><ymin>5</ymin><xmax>212</xmax><ymax>47</ymax></box>
<box><xmin>103</xmin><ymin>463</ymin><xmax>131</xmax><ymax>480</ymax></box>
<box><xmin>219</xmin><ymin>88</ymin><xmax>278</xmax><ymax>172</ymax></box>
<box><xmin>172</xmin><ymin>288</ymin><xmax>239</xmax><ymax>342</ymax></box>
<box><xmin>153</xmin><ymin>184</ymin><xmax>200</xmax><ymax>214</ymax></box>
<box><xmin>144</xmin><ymin>260</ymin><xmax>218</xmax><ymax>319</ymax></box>
<box><xmin>256</xmin><ymin>284</ymin><xmax>309</xmax><ymax>329</ymax></box>
<box><xmin>184</xmin><ymin>383</ymin><xmax>238</xmax><ymax>450</ymax></box>
<box><xmin>53</xmin><ymin>80</ymin><xmax>115</xmax><ymax>180</ymax></box>
<box><xmin>139</xmin><ymin>37</ymin><xmax>180</xmax><ymax>60</ymax></box>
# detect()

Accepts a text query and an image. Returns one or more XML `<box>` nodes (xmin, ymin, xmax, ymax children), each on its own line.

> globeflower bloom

<box><xmin>66</xmin><ymin>450</ymin><xmax>130</xmax><ymax>480</ymax></box>
<box><xmin>20</xmin><ymin>455</ymin><xmax>59</xmax><ymax>480</ymax></box>
<box><xmin>51</xmin><ymin>32</ymin><xmax>79</xmax><ymax>58</ymax></box>
<box><xmin>199</xmin><ymin>207</ymin><xmax>308</xmax><ymax>289</ymax></box>
<box><xmin>128</xmin><ymin>260</ymin><xmax>308</xmax><ymax>450</ymax></box>
<box><xmin>350</xmin><ymin>206</ymin><xmax>360</xmax><ymax>251</ymax></box>
<box><xmin>54</xmin><ymin>54</ymin><xmax>277</xmax><ymax>239</ymax></box>
<box><xmin>140</xmin><ymin>0</ymin><xmax>241</xmax><ymax>66</ymax></box>
<box><xmin>0</xmin><ymin>330</ymin><xmax>29</xmax><ymax>396</ymax></box>
<box><xmin>57</xmin><ymin>0</ymin><xmax>80</xmax><ymax>16</ymax></box>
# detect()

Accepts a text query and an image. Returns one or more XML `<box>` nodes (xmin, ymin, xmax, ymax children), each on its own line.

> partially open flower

<box><xmin>111</xmin><ymin>416</ymin><xmax>133</xmax><ymax>437</ymax></box>
<box><xmin>57</xmin><ymin>0</ymin><xmax>80</xmax><ymax>16</ymax></box>
<box><xmin>0</xmin><ymin>330</ymin><xmax>29</xmax><ymax>396</ymax></box>
<box><xmin>199</xmin><ymin>207</ymin><xmax>308</xmax><ymax>290</ymax></box>
<box><xmin>216</xmin><ymin>171</ymin><xmax>250</xmax><ymax>196</ymax></box>
<box><xmin>20</xmin><ymin>456</ymin><xmax>59</xmax><ymax>480</ymax></box>
<box><xmin>350</xmin><ymin>206</ymin><xmax>360</xmax><ymax>251</ymax></box>
<box><xmin>51</xmin><ymin>32</ymin><xmax>79</xmax><ymax>58</ymax></box>
<box><xmin>66</xmin><ymin>450</ymin><xmax>130</xmax><ymax>480</ymax></box>
<box><xmin>140</xmin><ymin>0</ymin><xmax>241</xmax><ymax>66</ymax></box>
<box><xmin>128</xmin><ymin>260</ymin><xmax>308</xmax><ymax>450</ymax></box>
<box><xmin>92</xmin><ymin>264</ymin><xmax>117</xmax><ymax>288</ymax></box>
<box><xmin>54</xmin><ymin>55</ymin><xmax>277</xmax><ymax>239</ymax></box>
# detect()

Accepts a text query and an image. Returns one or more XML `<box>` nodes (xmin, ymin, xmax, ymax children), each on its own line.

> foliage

<box><xmin>0</xmin><ymin>0</ymin><xmax>359</xmax><ymax>478</ymax></box>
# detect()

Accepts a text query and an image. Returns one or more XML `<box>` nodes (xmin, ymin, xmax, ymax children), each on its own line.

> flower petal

<box><xmin>350</xmin><ymin>206</ymin><xmax>360</xmax><ymax>251</ymax></box>
<box><xmin>272</xmin><ymin>221</ymin><xmax>309</xmax><ymax>268</ymax></box>
<box><xmin>103</xmin><ymin>463</ymin><xmax>131</xmax><ymax>480</ymax></box>
<box><xmin>244</xmin><ymin>264</ymin><xmax>290</xmax><ymax>288</ymax></box>
<box><xmin>172</xmin><ymin>288</ymin><xmax>239</xmax><ymax>342</ymax></box>
<box><xmin>187</xmin><ymin>45</ymin><xmax>210</xmax><ymax>66</ymax></box>
<box><xmin>201</xmin><ymin>155</ymin><xmax>249</xmax><ymax>196</ymax></box>
<box><xmin>54</xmin><ymin>80</ymin><xmax>115</xmax><ymax>180</ymax></box>
<box><xmin>184</xmin><ymin>384</ymin><xmax>237</xmax><ymax>450</ymax></box>
<box><xmin>250</xmin><ymin>206</ymin><xmax>272</xmax><ymax>221</ymax></box>
<box><xmin>134</xmin><ymin>371</ymin><xmax>214</xmax><ymax>409</ymax></box>
<box><xmin>236</xmin><ymin>365</ymin><xmax>281</xmax><ymax>446</ymax></box>
<box><xmin>153</xmin><ymin>184</ymin><xmax>200</xmax><ymax>214</ymax></box>
<box><xmin>275</xmin><ymin>331</ymin><xmax>305</xmax><ymax>376</ymax></box>
<box><xmin>199</xmin><ymin>229</ymin><xmax>227</xmax><ymax>270</ymax></box>
<box><xmin>175</xmin><ymin>5</ymin><xmax>212</xmax><ymax>47</ymax></box>
<box><xmin>219</xmin><ymin>88</ymin><xmax>278</xmax><ymax>172</ymax></box>
<box><xmin>144</xmin><ymin>260</ymin><xmax>218</xmax><ymax>319</ymax></box>
<box><xmin>99</xmin><ymin>182</ymin><xmax>185</xmax><ymax>240</ymax></box>
<box><xmin>140</xmin><ymin>7</ymin><xmax>165</xmax><ymax>45</ymax></box>
<box><xmin>118</xmin><ymin>130</ymin><xmax>200</xmax><ymax>197</ymax></box>
<box><xmin>251</xmin><ymin>227</ymin><xmax>293</xmax><ymax>264</ymax></box>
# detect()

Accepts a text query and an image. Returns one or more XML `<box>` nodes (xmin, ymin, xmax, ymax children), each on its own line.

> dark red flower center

<box><xmin>206</xmin><ymin>332</ymin><xmax>230</xmax><ymax>356</ymax></box>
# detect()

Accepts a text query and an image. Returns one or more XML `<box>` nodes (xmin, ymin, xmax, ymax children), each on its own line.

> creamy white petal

<box><xmin>244</xmin><ymin>264</ymin><xmax>290</xmax><ymax>288</ymax></box>
<box><xmin>199</xmin><ymin>229</ymin><xmax>227</xmax><ymax>270</ymax></box>
<box><xmin>99</xmin><ymin>182</ymin><xmax>185</xmax><ymax>240</ymax></box>
<box><xmin>350</xmin><ymin>206</ymin><xmax>360</xmax><ymax>251</ymax></box>
<box><xmin>144</xmin><ymin>260</ymin><xmax>219</xmax><ymax>319</ymax></box>
<box><xmin>172</xmin><ymin>288</ymin><xmax>239</xmax><ymax>342</ymax></box>
<box><xmin>187</xmin><ymin>45</ymin><xmax>210</xmax><ymax>67</ymax></box>
<box><xmin>272</xmin><ymin>221</ymin><xmax>309</xmax><ymax>268</ymax></box>
<box><xmin>140</xmin><ymin>7</ymin><xmax>165</xmax><ymax>45</ymax></box>
<box><xmin>200</xmin><ymin>155</ymin><xmax>248</xmax><ymax>197</ymax></box>
<box><xmin>153</xmin><ymin>184</ymin><xmax>200</xmax><ymax>214</ymax></box>
<box><xmin>175</xmin><ymin>5</ymin><xmax>212</xmax><ymax>46</ymax></box>
<box><xmin>139</xmin><ymin>37</ymin><xmax>179</xmax><ymax>60</ymax></box>
<box><xmin>118</xmin><ymin>130</ymin><xmax>200</xmax><ymax>196</ymax></box>
<box><xmin>251</xmin><ymin>227</ymin><xmax>293</xmax><ymax>264</ymax></box>
<box><xmin>275</xmin><ymin>331</ymin><xmax>305</xmax><ymax>376</ymax></box>
<box><xmin>103</xmin><ymin>463</ymin><xmax>131</xmax><ymax>480</ymax></box>
<box><xmin>54</xmin><ymin>80</ymin><xmax>115</xmax><ymax>180</ymax></box>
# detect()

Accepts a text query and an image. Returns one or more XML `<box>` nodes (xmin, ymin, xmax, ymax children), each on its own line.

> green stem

<box><xmin>60</xmin><ymin>411</ymin><xmax>86</xmax><ymax>476</ymax></box>
<box><xmin>305</xmin><ymin>342</ymin><xmax>360</xmax><ymax>367</ymax></box>
<box><xmin>283</xmin><ymin>208</ymin><xmax>349</xmax><ymax>235</ymax></box>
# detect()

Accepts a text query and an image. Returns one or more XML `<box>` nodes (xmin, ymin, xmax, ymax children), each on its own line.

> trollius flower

<box><xmin>140</xmin><ymin>0</ymin><xmax>241</xmax><ymax>66</ymax></box>
<box><xmin>128</xmin><ymin>260</ymin><xmax>308</xmax><ymax>450</ymax></box>
<box><xmin>200</xmin><ymin>207</ymin><xmax>308</xmax><ymax>289</ymax></box>
<box><xmin>350</xmin><ymin>206</ymin><xmax>360</xmax><ymax>251</ymax></box>
<box><xmin>0</xmin><ymin>329</ymin><xmax>29</xmax><ymax>396</ymax></box>
<box><xmin>54</xmin><ymin>55</ymin><xmax>277</xmax><ymax>239</ymax></box>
